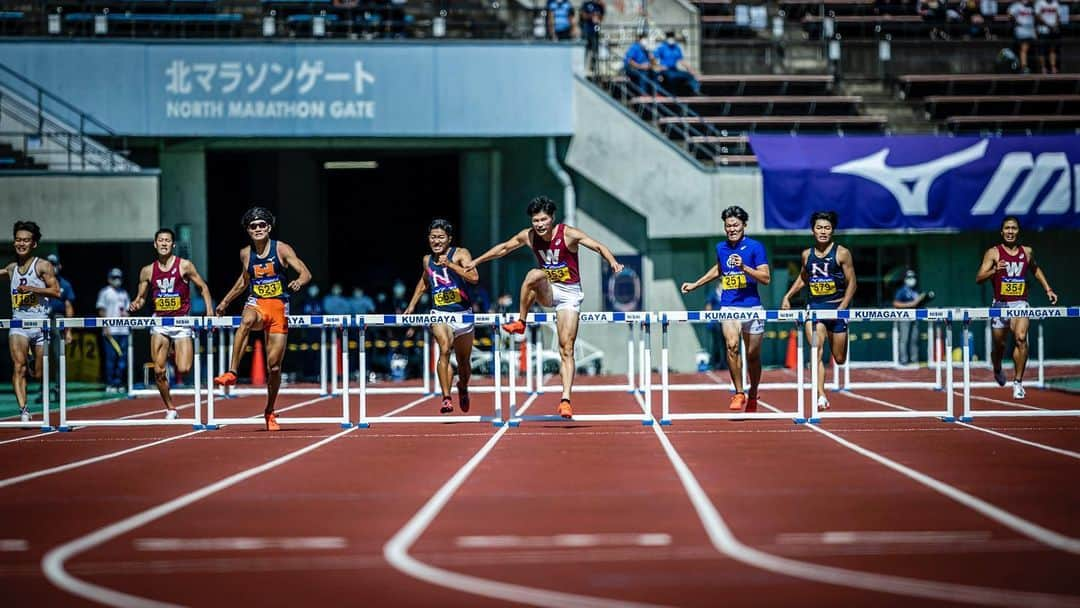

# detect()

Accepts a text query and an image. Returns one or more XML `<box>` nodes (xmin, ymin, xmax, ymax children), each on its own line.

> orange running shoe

<box><xmin>728</xmin><ymin>392</ymin><xmax>747</xmax><ymax>411</ymax></box>
<box><xmin>264</xmin><ymin>412</ymin><xmax>280</xmax><ymax>432</ymax></box>
<box><xmin>745</xmin><ymin>396</ymin><xmax>758</xmax><ymax>413</ymax></box>
<box><xmin>557</xmin><ymin>399</ymin><xmax>573</xmax><ymax>419</ymax></box>
<box><xmin>501</xmin><ymin>319</ymin><xmax>526</xmax><ymax>334</ymax></box>
<box><xmin>214</xmin><ymin>370</ymin><xmax>238</xmax><ymax>386</ymax></box>
<box><xmin>440</xmin><ymin>397</ymin><xmax>454</xmax><ymax>414</ymax></box>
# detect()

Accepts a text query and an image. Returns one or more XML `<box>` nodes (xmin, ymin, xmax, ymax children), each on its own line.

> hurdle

<box><xmin>204</xmin><ymin>315</ymin><xmax>351</xmax><ymax>429</ymax></box>
<box><xmin>958</xmin><ymin>306</ymin><xmax>1080</xmax><ymax>419</ymax></box>
<box><xmin>356</xmin><ymin>312</ymin><xmax>504</xmax><ymax>427</ymax></box>
<box><xmin>523</xmin><ymin>311</ymin><xmax>641</xmax><ymax>396</ymax></box>
<box><xmin>509</xmin><ymin>311</ymin><xmax>652</xmax><ymax>425</ymax></box>
<box><xmin>57</xmin><ymin>317</ymin><xmax>202</xmax><ymax>431</ymax></box>
<box><xmin>0</xmin><ymin>318</ymin><xmax>53</xmax><ymax>431</ymax></box>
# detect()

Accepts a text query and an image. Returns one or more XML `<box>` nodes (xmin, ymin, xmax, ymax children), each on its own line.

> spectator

<box><xmin>494</xmin><ymin>292</ymin><xmax>514</xmax><ymax>314</ymax></box>
<box><xmin>623</xmin><ymin>32</ymin><xmax>656</xmax><ymax>94</ymax></box>
<box><xmin>703</xmin><ymin>284</ymin><xmax>728</xmax><ymax>371</ymax></box>
<box><xmin>654</xmin><ymin>32</ymin><xmax>701</xmax><ymax>96</ymax></box>
<box><xmin>45</xmin><ymin>253</ymin><xmax>75</xmax><ymax>345</ymax></box>
<box><xmin>918</xmin><ymin>0</ymin><xmax>951</xmax><ymax>39</ymax></box>
<box><xmin>1035</xmin><ymin>0</ymin><xmax>1063</xmax><ymax>73</ymax></box>
<box><xmin>350</xmin><ymin>287</ymin><xmax>376</xmax><ymax>315</ymax></box>
<box><xmin>96</xmin><ymin>268</ymin><xmax>131</xmax><ymax>393</ymax></box>
<box><xmin>547</xmin><ymin>0</ymin><xmax>578</xmax><ymax>40</ymax></box>
<box><xmin>580</xmin><ymin>0</ymin><xmax>606</xmax><ymax>71</ymax></box>
<box><xmin>892</xmin><ymin>269</ymin><xmax>934</xmax><ymax>366</ymax></box>
<box><xmin>1009</xmin><ymin>0</ymin><xmax>1038</xmax><ymax>72</ymax></box>
<box><xmin>471</xmin><ymin>284</ymin><xmax>492</xmax><ymax>313</ymax></box>
<box><xmin>960</xmin><ymin>0</ymin><xmax>990</xmax><ymax>38</ymax></box>
<box><xmin>391</xmin><ymin>279</ymin><xmax>409</xmax><ymax>313</ymax></box>
<box><xmin>322</xmin><ymin>283</ymin><xmax>350</xmax><ymax>315</ymax></box>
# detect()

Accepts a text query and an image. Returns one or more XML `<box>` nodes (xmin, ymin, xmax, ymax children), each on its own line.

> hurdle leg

<box><xmin>660</xmin><ymin>317</ymin><xmax>670</xmax><ymax>425</ymax></box>
<box><xmin>944</xmin><ymin>319</ymin><xmax>955</xmax><ymax>421</ymax></box>
<box><xmin>41</xmin><ymin>329</ymin><xmax>52</xmax><ymax>431</ymax></box>
<box><xmin>341</xmin><ymin>325</ymin><xmax>351</xmax><ymax>428</ymax></box>
<box><xmin>358</xmin><ymin>324</ymin><xmax>368</xmax><ymax>428</ymax></box>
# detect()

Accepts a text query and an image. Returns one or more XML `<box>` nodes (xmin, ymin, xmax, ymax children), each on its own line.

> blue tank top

<box><xmin>247</xmin><ymin>239</ymin><xmax>289</xmax><ymax>301</ymax></box>
<box><xmin>426</xmin><ymin>247</ymin><xmax>471</xmax><ymax>312</ymax></box>
<box><xmin>804</xmin><ymin>243</ymin><xmax>847</xmax><ymax>309</ymax></box>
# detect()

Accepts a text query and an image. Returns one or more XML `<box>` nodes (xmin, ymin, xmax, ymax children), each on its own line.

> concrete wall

<box><xmin>158</xmin><ymin>145</ymin><xmax>209</xmax><ymax>274</ymax></box>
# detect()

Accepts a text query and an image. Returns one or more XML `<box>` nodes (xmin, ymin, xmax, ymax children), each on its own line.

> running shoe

<box><xmin>440</xmin><ymin>398</ymin><xmax>454</xmax><ymax>414</ymax></box>
<box><xmin>557</xmin><ymin>399</ymin><xmax>573</xmax><ymax>419</ymax></box>
<box><xmin>214</xmin><ymin>370</ymin><xmax>238</xmax><ymax>387</ymax></box>
<box><xmin>165</xmin><ymin>409</ymin><xmax>178</xmax><ymax>420</ymax></box>
<box><xmin>19</xmin><ymin>409</ymin><xmax>30</xmax><ymax>423</ymax></box>
<box><xmin>745</xmin><ymin>396</ymin><xmax>758</xmax><ymax>413</ymax></box>
<box><xmin>816</xmin><ymin>395</ymin><xmax>830</xmax><ymax>411</ymax></box>
<box><xmin>501</xmin><ymin>319</ymin><xmax>526</xmax><ymax>334</ymax></box>
<box><xmin>1012</xmin><ymin>381</ymin><xmax>1026</xmax><ymax>400</ymax></box>
<box><xmin>458</xmin><ymin>380</ymin><xmax>470</xmax><ymax>413</ymax></box>
<box><xmin>265</xmin><ymin>412</ymin><xmax>280</xmax><ymax>432</ymax></box>
<box><xmin>993</xmin><ymin>367</ymin><xmax>1007</xmax><ymax>387</ymax></box>
<box><xmin>728</xmin><ymin>392</ymin><xmax>747</xmax><ymax>411</ymax></box>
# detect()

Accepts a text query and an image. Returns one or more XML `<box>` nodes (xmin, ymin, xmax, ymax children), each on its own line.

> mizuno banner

<box><xmin>751</xmin><ymin>135</ymin><xmax>1080</xmax><ymax>231</ymax></box>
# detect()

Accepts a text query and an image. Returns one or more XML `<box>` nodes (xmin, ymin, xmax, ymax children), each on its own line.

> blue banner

<box><xmin>0</xmin><ymin>42</ymin><xmax>575</xmax><ymax>137</ymax></box>
<box><xmin>751</xmin><ymin>135</ymin><xmax>1080</xmax><ymax>231</ymax></box>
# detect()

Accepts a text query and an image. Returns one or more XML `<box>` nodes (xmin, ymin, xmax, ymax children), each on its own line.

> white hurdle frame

<box><xmin>0</xmin><ymin>318</ymin><xmax>53</xmax><ymax>431</ymax></box>
<box><xmin>356</xmin><ymin>312</ymin><xmax>504</xmax><ymax>427</ymax></box>
<box><xmin>204</xmin><ymin>315</ymin><xmax>351</xmax><ymax>429</ymax></box>
<box><xmin>508</xmin><ymin>311</ymin><xmax>651</xmax><ymax>425</ymax></box>
<box><xmin>524</xmin><ymin>311</ymin><xmax>640</xmax><ymax>396</ymax></box>
<box><xmin>57</xmin><ymin>316</ymin><xmax>202</xmax><ymax>431</ymax></box>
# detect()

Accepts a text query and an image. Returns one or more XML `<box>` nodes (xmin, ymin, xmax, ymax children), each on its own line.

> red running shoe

<box><xmin>501</xmin><ymin>319</ymin><xmax>526</xmax><ymax>334</ymax></box>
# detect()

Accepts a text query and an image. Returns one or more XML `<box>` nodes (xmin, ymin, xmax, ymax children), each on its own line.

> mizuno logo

<box><xmin>970</xmin><ymin>152</ymin><xmax>1071</xmax><ymax>216</ymax></box>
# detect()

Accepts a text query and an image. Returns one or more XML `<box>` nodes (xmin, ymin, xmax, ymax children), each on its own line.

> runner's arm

<box><xmin>1027</xmin><ymin>248</ymin><xmax>1058</xmax><ymax>305</ymax></box>
<box><xmin>975</xmin><ymin>247</ymin><xmax>998</xmax><ymax>284</ymax></box>
<box><xmin>403</xmin><ymin>261</ymin><xmax>429</xmax><ymax>315</ymax></box>
<box><xmin>182</xmin><ymin>259</ymin><xmax>215</xmax><ymax>314</ymax></box>
<box><xmin>836</xmin><ymin>246</ymin><xmax>857</xmax><ymax>311</ymax></box>
<box><xmin>279</xmin><ymin>242</ymin><xmax>312</xmax><ymax>292</ymax></box>
<box><xmin>447</xmin><ymin>248</ymin><xmax>480</xmax><ymax>284</ymax></box>
<box><xmin>681</xmin><ymin>264</ymin><xmax>719</xmax><ymax>294</ymax></box>
<box><xmin>127</xmin><ymin>265</ymin><xmax>153</xmax><ymax>312</ymax></box>
<box><xmin>466</xmin><ymin>229</ymin><xmax>531</xmax><ymax>268</ymax></box>
<box><xmin>565</xmin><ymin>227</ymin><xmax>624</xmax><ymax>273</ymax></box>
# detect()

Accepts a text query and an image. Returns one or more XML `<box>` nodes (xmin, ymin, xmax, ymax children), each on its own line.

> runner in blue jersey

<box><xmin>682</xmin><ymin>206</ymin><xmax>771</xmax><ymax>412</ymax></box>
<box><xmin>403</xmin><ymin>219</ymin><xmax>480</xmax><ymax>415</ymax></box>
<box><xmin>781</xmin><ymin>210</ymin><xmax>857</xmax><ymax>410</ymax></box>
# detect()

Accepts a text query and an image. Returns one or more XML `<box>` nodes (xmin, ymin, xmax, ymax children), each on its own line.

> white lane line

<box><xmin>0</xmin><ymin>539</ymin><xmax>29</xmax><ymax>551</ymax></box>
<box><xmin>42</xmin><ymin>425</ymin><xmax>359</xmax><ymax>608</ymax></box>
<box><xmin>456</xmin><ymin>533</ymin><xmax>672</xmax><ymax>549</ymax></box>
<box><xmin>134</xmin><ymin>537</ymin><xmax>347</xmax><ymax>552</ymax></box>
<box><xmin>641</xmin><ymin>393</ymin><xmax>1080</xmax><ymax>607</ymax></box>
<box><xmin>0</xmin><ymin>396</ymin><xmax>332</xmax><ymax>490</ymax></box>
<box><xmin>118</xmin><ymin>400</ymin><xmax>196</xmax><ymax>421</ymax></box>
<box><xmin>0</xmin><ymin>431</ymin><xmax>58</xmax><ymax>445</ymax></box>
<box><xmin>954</xmin><ymin>391</ymin><xmax>1046</xmax><ymax>411</ymax></box>
<box><xmin>806</xmin><ymin>424</ymin><xmax>1080</xmax><ymax>554</ymax></box>
<box><xmin>775</xmin><ymin>531</ymin><xmax>992</xmax><ymax>545</ymax></box>
<box><xmin>385</xmin><ymin>394</ymin><xmax>439</xmax><ymax>417</ymax></box>
<box><xmin>384</xmin><ymin>393</ymin><xmax>668</xmax><ymax>608</ymax></box>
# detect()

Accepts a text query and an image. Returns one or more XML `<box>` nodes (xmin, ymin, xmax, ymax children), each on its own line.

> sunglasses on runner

<box><xmin>247</xmin><ymin>221</ymin><xmax>269</xmax><ymax>230</ymax></box>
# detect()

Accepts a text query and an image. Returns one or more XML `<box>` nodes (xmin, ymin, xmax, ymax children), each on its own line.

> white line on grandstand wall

<box><xmin>842</xmin><ymin>391</ymin><xmax>1079</xmax><ymax>459</ymax></box>
<box><xmin>0</xmin><ymin>396</ymin><xmax>331</xmax><ymax>489</ymax></box>
<box><xmin>0</xmin><ymin>431</ymin><xmax>58</xmax><ymax>446</ymax></box>
<box><xmin>805</xmin><ymin>424</ymin><xmax>1080</xmax><ymax>554</ymax></box>
<box><xmin>384</xmin><ymin>393</ymin><xmax>669</xmax><ymax>608</ymax></box>
<box><xmin>42</xmin><ymin>425</ymin><xmax>359</xmax><ymax>608</ymax></box>
<box><xmin>637</xmin><ymin>392</ymin><xmax>1080</xmax><ymax>606</ymax></box>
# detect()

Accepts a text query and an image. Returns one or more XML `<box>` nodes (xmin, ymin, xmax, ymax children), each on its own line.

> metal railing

<box><xmin>0</xmin><ymin>62</ymin><xmax>137</xmax><ymax>172</ymax></box>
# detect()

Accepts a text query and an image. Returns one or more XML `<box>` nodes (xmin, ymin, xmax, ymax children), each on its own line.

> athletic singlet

<box><xmin>804</xmin><ymin>243</ymin><xmax>847</xmax><ymax>308</ymax></box>
<box><xmin>991</xmin><ymin>244</ymin><xmax>1030</xmax><ymax>303</ymax></box>
<box><xmin>425</xmin><ymin>247</ymin><xmax>471</xmax><ymax>312</ymax></box>
<box><xmin>247</xmin><ymin>240</ymin><xmax>289</xmax><ymax>301</ymax></box>
<box><xmin>530</xmin><ymin>223</ymin><xmax>580</xmax><ymax>285</ymax></box>
<box><xmin>151</xmin><ymin>256</ymin><xmax>191</xmax><ymax>316</ymax></box>
<box><xmin>10</xmin><ymin>258</ymin><xmax>49</xmax><ymax>319</ymax></box>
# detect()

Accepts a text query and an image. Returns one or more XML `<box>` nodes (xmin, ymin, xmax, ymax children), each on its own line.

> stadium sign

<box><xmin>752</xmin><ymin>136</ymin><xmax>1080</xmax><ymax>230</ymax></box>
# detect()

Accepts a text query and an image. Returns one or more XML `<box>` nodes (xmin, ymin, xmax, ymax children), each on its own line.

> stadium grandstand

<box><xmin>1</xmin><ymin>0</ymin><xmax>1079</xmax><ymax>606</ymax></box>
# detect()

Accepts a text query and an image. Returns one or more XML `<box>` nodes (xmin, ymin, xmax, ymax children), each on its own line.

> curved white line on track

<box><xmin>42</xmin><ymin>425</ymin><xmax>358</xmax><ymax>607</ymax></box>
<box><xmin>0</xmin><ymin>430</ymin><xmax>58</xmax><ymax>445</ymax></box>
<box><xmin>384</xmin><ymin>393</ymin><xmax>669</xmax><ymax>608</ymax></box>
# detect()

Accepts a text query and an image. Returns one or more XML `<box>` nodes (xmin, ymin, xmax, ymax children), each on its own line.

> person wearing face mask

<box><xmin>96</xmin><ymin>267</ymin><xmax>132</xmax><ymax>394</ymax></box>
<box><xmin>892</xmin><ymin>269</ymin><xmax>934</xmax><ymax>367</ymax></box>
<box><xmin>350</xmin><ymin>287</ymin><xmax>375</xmax><ymax>315</ymax></box>
<box><xmin>623</xmin><ymin>32</ymin><xmax>657</xmax><ymax>94</ymax></box>
<box><xmin>654</xmin><ymin>31</ymin><xmax>701</xmax><ymax>96</ymax></box>
<box><xmin>299</xmin><ymin>284</ymin><xmax>323</xmax><ymax>382</ymax></box>
<box><xmin>392</xmin><ymin>279</ymin><xmax>409</xmax><ymax>313</ymax></box>
<box><xmin>322</xmin><ymin>283</ymin><xmax>350</xmax><ymax>316</ymax></box>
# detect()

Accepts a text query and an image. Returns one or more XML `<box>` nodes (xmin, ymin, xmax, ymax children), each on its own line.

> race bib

<box><xmin>11</xmin><ymin>292</ymin><xmax>38</xmax><ymax>308</ymax></box>
<box><xmin>544</xmin><ymin>265</ymin><xmax>571</xmax><ymax>283</ymax></box>
<box><xmin>721</xmin><ymin>273</ymin><xmax>747</xmax><ymax>290</ymax></box>
<box><xmin>154</xmin><ymin>295</ymin><xmax>182</xmax><ymax>312</ymax></box>
<box><xmin>1000</xmin><ymin>280</ymin><xmax>1026</xmax><ymax>297</ymax></box>
<box><xmin>809</xmin><ymin>280</ymin><xmax>837</xmax><ymax>297</ymax></box>
<box><xmin>253</xmin><ymin>280</ymin><xmax>284</xmax><ymax>298</ymax></box>
<box><xmin>433</xmin><ymin>289</ymin><xmax>462</xmax><ymax>307</ymax></box>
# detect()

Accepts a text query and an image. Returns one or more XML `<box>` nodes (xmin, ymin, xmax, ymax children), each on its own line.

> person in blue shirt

<box><xmin>547</xmin><ymin>0</ymin><xmax>578</xmax><ymax>40</ymax></box>
<box><xmin>580</xmin><ymin>0</ymin><xmax>606</xmax><ymax>70</ymax></box>
<box><xmin>681</xmin><ymin>206</ymin><xmax>771</xmax><ymax>412</ymax></box>
<box><xmin>45</xmin><ymin>253</ymin><xmax>75</xmax><ymax>345</ymax></box>
<box><xmin>892</xmin><ymin>269</ymin><xmax>933</xmax><ymax>366</ymax></box>
<box><xmin>624</xmin><ymin>32</ymin><xmax>656</xmax><ymax>94</ymax></box>
<box><xmin>654</xmin><ymin>31</ymin><xmax>701</xmax><ymax>95</ymax></box>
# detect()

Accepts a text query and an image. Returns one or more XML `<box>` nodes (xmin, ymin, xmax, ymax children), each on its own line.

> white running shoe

<box><xmin>19</xmin><ymin>409</ymin><xmax>31</xmax><ymax>423</ymax></box>
<box><xmin>1012</xmin><ymin>382</ymin><xmax>1026</xmax><ymax>400</ymax></box>
<box><xmin>816</xmin><ymin>395</ymin><xmax>830</xmax><ymax>411</ymax></box>
<box><xmin>165</xmin><ymin>409</ymin><xmax>179</xmax><ymax>420</ymax></box>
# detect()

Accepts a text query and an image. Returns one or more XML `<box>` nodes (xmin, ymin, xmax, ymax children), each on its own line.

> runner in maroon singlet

<box><xmin>128</xmin><ymin>228</ymin><xmax>214</xmax><ymax>418</ymax></box>
<box><xmin>975</xmin><ymin>216</ymin><xmax>1058</xmax><ymax>400</ymax></box>
<box><xmin>465</xmin><ymin>196</ymin><xmax>623</xmax><ymax>419</ymax></box>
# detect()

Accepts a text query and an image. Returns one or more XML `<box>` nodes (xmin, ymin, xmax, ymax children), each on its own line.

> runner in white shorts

<box><xmin>2</xmin><ymin>221</ymin><xmax>62</xmax><ymax>423</ymax></box>
<box><xmin>466</xmin><ymin>196</ymin><xmax>624</xmax><ymax>419</ymax></box>
<box><xmin>403</xmin><ymin>219</ymin><xmax>480</xmax><ymax>414</ymax></box>
<box><xmin>682</xmin><ymin>206</ymin><xmax>771</xmax><ymax>413</ymax></box>
<box><xmin>128</xmin><ymin>228</ymin><xmax>214</xmax><ymax>419</ymax></box>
